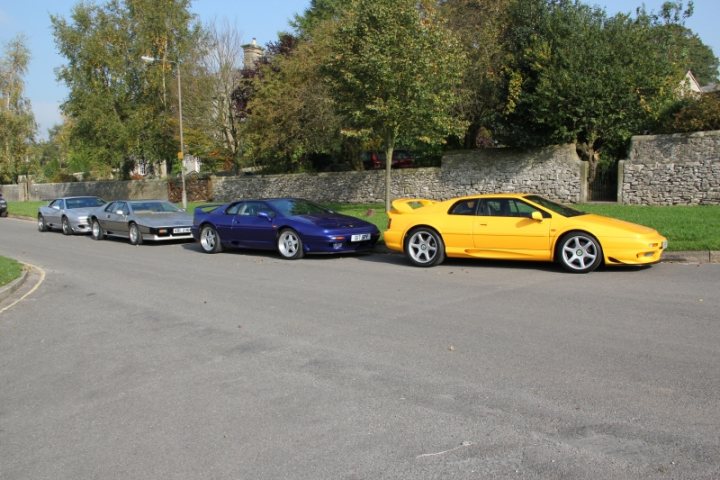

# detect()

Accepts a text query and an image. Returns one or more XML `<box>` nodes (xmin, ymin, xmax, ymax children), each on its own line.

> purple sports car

<box><xmin>191</xmin><ymin>198</ymin><xmax>380</xmax><ymax>259</ymax></box>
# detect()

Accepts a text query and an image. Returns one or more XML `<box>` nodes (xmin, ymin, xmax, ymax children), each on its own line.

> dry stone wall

<box><xmin>622</xmin><ymin>130</ymin><xmax>720</xmax><ymax>205</ymax></box>
<box><xmin>213</xmin><ymin>144</ymin><xmax>584</xmax><ymax>204</ymax></box>
<box><xmin>1</xmin><ymin>144</ymin><xmax>585</xmax><ymax>204</ymax></box>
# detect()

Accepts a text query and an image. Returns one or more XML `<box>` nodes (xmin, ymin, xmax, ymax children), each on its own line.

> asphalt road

<box><xmin>1</xmin><ymin>217</ymin><xmax>719</xmax><ymax>479</ymax></box>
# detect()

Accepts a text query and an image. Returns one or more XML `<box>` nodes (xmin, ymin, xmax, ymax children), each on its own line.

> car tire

<box><xmin>38</xmin><ymin>214</ymin><xmax>48</xmax><ymax>232</ymax></box>
<box><xmin>61</xmin><ymin>216</ymin><xmax>71</xmax><ymax>235</ymax></box>
<box><xmin>199</xmin><ymin>225</ymin><xmax>222</xmax><ymax>253</ymax></box>
<box><xmin>277</xmin><ymin>229</ymin><xmax>304</xmax><ymax>260</ymax></box>
<box><xmin>91</xmin><ymin>219</ymin><xmax>105</xmax><ymax>240</ymax></box>
<box><xmin>129</xmin><ymin>222</ymin><xmax>143</xmax><ymax>245</ymax></box>
<box><xmin>0</xmin><ymin>210</ymin><xmax>7</xmax><ymax>217</ymax></box>
<box><xmin>405</xmin><ymin>227</ymin><xmax>445</xmax><ymax>267</ymax></box>
<box><xmin>557</xmin><ymin>231</ymin><xmax>603</xmax><ymax>273</ymax></box>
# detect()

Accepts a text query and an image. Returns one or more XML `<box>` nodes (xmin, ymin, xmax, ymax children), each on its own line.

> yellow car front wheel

<box><xmin>557</xmin><ymin>231</ymin><xmax>603</xmax><ymax>273</ymax></box>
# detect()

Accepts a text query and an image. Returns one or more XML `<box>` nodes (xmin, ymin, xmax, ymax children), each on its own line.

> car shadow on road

<box><xmin>357</xmin><ymin>247</ymin><xmax>654</xmax><ymax>274</ymax></box>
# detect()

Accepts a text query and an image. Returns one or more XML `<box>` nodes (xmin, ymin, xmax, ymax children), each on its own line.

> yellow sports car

<box><xmin>385</xmin><ymin>194</ymin><xmax>667</xmax><ymax>273</ymax></box>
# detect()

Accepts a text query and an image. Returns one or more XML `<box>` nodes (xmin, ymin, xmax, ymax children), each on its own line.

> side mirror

<box><xmin>531</xmin><ymin>211</ymin><xmax>543</xmax><ymax>221</ymax></box>
<box><xmin>258</xmin><ymin>211</ymin><xmax>274</xmax><ymax>222</ymax></box>
<box><xmin>116</xmin><ymin>210</ymin><xmax>126</xmax><ymax>216</ymax></box>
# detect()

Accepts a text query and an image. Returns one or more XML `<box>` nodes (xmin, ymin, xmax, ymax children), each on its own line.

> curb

<box><xmin>661</xmin><ymin>251</ymin><xmax>719</xmax><ymax>264</ymax></box>
<box><xmin>0</xmin><ymin>268</ymin><xmax>29</xmax><ymax>303</ymax></box>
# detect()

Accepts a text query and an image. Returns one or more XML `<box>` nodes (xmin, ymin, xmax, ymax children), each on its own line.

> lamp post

<box><xmin>141</xmin><ymin>55</ymin><xmax>187</xmax><ymax>209</ymax></box>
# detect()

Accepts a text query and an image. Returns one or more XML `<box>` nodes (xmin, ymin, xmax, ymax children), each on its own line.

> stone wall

<box><xmin>1</xmin><ymin>179</ymin><xmax>169</xmax><ymax>202</ymax></box>
<box><xmin>622</xmin><ymin>130</ymin><xmax>720</xmax><ymax>205</ymax></box>
<box><xmin>213</xmin><ymin>144</ymin><xmax>584</xmax><ymax>203</ymax></box>
<box><xmin>1</xmin><ymin>144</ymin><xmax>585</xmax><ymax>204</ymax></box>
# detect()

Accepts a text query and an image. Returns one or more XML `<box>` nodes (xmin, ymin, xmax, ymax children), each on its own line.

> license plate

<box><xmin>173</xmin><ymin>227</ymin><xmax>191</xmax><ymax>234</ymax></box>
<box><xmin>351</xmin><ymin>233</ymin><xmax>371</xmax><ymax>242</ymax></box>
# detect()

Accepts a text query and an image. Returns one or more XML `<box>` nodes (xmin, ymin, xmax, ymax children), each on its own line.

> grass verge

<box><xmin>0</xmin><ymin>256</ymin><xmax>23</xmax><ymax>287</ymax></box>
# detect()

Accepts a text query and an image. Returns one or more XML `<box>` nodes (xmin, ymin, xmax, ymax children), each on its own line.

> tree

<box><xmin>439</xmin><ymin>0</ymin><xmax>512</xmax><ymax>148</ymax></box>
<box><xmin>0</xmin><ymin>35</ymin><xmax>36</xmax><ymax>184</ymax></box>
<box><xmin>496</xmin><ymin>0</ymin><xmax>685</xmax><ymax>182</ymax></box>
<box><xmin>241</xmin><ymin>27</ymin><xmax>344</xmax><ymax>173</ymax></box>
<box><xmin>180</xmin><ymin>19</ymin><xmax>245</xmax><ymax>173</ymax></box>
<box><xmin>51</xmin><ymin>0</ymin><xmax>203</xmax><ymax>179</ymax></box>
<box><xmin>323</xmin><ymin>0</ymin><xmax>468</xmax><ymax>210</ymax></box>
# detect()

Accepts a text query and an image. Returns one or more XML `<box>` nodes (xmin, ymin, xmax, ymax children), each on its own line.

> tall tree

<box><xmin>180</xmin><ymin>19</ymin><xmax>244</xmax><ymax>173</ymax></box>
<box><xmin>496</xmin><ymin>0</ymin><xmax>684</xmax><ymax>181</ymax></box>
<box><xmin>241</xmin><ymin>26</ymin><xmax>343</xmax><ymax>173</ymax></box>
<box><xmin>51</xmin><ymin>0</ymin><xmax>202</xmax><ymax>179</ymax></box>
<box><xmin>0</xmin><ymin>35</ymin><xmax>36</xmax><ymax>184</ymax></box>
<box><xmin>324</xmin><ymin>0</ymin><xmax>468</xmax><ymax>210</ymax></box>
<box><xmin>440</xmin><ymin>0</ymin><xmax>511</xmax><ymax>148</ymax></box>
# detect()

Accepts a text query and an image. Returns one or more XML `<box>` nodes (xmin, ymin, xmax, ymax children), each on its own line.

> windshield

<box><xmin>66</xmin><ymin>197</ymin><xmax>105</xmax><ymax>209</ymax></box>
<box><xmin>525</xmin><ymin>195</ymin><xmax>584</xmax><ymax>217</ymax></box>
<box><xmin>130</xmin><ymin>201</ymin><xmax>181</xmax><ymax>213</ymax></box>
<box><xmin>266</xmin><ymin>199</ymin><xmax>331</xmax><ymax>217</ymax></box>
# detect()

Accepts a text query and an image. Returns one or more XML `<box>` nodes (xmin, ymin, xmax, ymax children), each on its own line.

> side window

<box><xmin>508</xmin><ymin>199</ymin><xmax>537</xmax><ymax>218</ymax></box>
<box><xmin>105</xmin><ymin>202</ymin><xmax>117</xmax><ymax>213</ymax></box>
<box><xmin>448</xmin><ymin>199</ymin><xmax>478</xmax><ymax>216</ymax></box>
<box><xmin>483</xmin><ymin>199</ymin><xmax>508</xmax><ymax>216</ymax></box>
<box><xmin>226</xmin><ymin>202</ymin><xmax>244</xmax><ymax>215</ymax></box>
<box><xmin>50</xmin><ymin>200</ymin><xmax>62</xmax><ymax>210</ymax></box>
<box><xmin>115</xmin><ymin>202</ymin><xmax>128</xmax><ymax>215</ymax></box>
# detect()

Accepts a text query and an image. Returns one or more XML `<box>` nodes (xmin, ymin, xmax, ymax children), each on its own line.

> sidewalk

<box><xmin>661</xmin><ymin>251</ymin><xmax>720</xmax><ymax>264</ymax></box>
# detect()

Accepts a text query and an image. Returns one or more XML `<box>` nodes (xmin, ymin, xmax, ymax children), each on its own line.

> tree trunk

<box><xmin>384</xmin><ymin>132</ymin><xmax>396</xmax><ymax>212</ymax></box>
<box><xmin>576</xmin><ymin>141</ymin><xmax>600</xmax><ymax>185</ymax></box>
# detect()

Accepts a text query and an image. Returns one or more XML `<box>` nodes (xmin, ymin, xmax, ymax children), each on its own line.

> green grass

<box><xmin>7</xmin><ymin>201</ymin><xmax>45</xmax><ymax>218</ymax></box>
<box><xmin>0</xmin><ymin>255</ymin><xmax>23</xmax><ymax>287</ymax></box>
<box><xmin>10</xmin><ymin>200</ymin><xmax>720</xmax><ymax>251</ymax></box>
<box><xmin>576</xmin><ymin>204</ymin><xmax>720</xmax><ymax>252</ymax></box>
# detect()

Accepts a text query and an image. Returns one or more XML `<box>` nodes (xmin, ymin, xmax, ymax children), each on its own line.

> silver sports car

<box><xmin>38</xmin><ymin>196</ymin><xmax>107</xmax><ymax>234</ymax></box>
<box><xmin>88</xmin><ymin>199</ymin><xmax>193</xmax><ymax>245</ymax></box>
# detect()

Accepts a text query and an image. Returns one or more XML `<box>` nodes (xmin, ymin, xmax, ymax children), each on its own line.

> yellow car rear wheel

<box><xmin>405</xmin><ymin>227</ymin><xmax>445</xmax><ymax>267</ymax></box>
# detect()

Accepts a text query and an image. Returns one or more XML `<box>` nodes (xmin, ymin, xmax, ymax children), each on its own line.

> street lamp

<box><xmin>141</xmin><ymin>55</ymin><xmax>188</xmax><ymax>209</ymax></box>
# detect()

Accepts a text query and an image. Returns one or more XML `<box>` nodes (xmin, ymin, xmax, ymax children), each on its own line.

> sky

<box><xmin>1</xmin><ymin>0</ymin><xmax>719</xmax><ymax>140</ymax></box>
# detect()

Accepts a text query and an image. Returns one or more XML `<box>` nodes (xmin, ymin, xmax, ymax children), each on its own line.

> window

<box><xmin>449</xmin><ymin>199</ymin><xmax>478</xmax><ymax>216</ymax></box>
<box><xmin>226</xmin><ymin>202</ymin><xmax>245</xmax><ymax>215</ymax></box>
<box><xmin>479</xmin><ymin>198</ymin><xmax>545</xmax><ymax>218</ymax></box>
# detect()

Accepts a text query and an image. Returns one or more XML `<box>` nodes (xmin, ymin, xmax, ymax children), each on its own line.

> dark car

<box><xmin>0</xmin><ymin>194</ymin><xmax>7</xmax><ymax>217</ymax></box>
<box><xmin>192</xmin><ymin>198</ymin><xmax>380</xmax><ymax>259</ymax></box>
<box><xmin>362</xmin><ymin>150</ymin><xmax>414</xmax><ymax>170</ymax></box>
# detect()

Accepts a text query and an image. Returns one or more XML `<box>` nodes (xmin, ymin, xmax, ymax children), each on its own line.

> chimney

<box><xmin>242</xmin><ymin>38</ymin><xmax>264</xmax><ymax>69</ymax></box>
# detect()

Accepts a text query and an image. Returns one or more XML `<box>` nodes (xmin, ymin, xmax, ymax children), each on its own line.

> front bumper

<box><xmin>144</xmin><ymin>226</ymin><xmax>194</xmax><ymax>242</ymax></box>
<box><xmin>603</xmin><ymin>235</ymin><xmax>668</xmax><ymax>266</ymax></box>
<box><xmin>305</xmin><ymin>232</ymin><xmax>380</xmax><ymax>254</ymax></box>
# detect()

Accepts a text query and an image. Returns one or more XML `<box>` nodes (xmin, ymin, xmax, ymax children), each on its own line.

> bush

<box><xmin>658</xmin><ymin>94</ymin><xmax>720</xmax><ymax>133</ymax></box>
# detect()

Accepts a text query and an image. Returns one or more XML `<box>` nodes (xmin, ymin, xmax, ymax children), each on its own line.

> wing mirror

<box><xmin>257</xmin><ymin>210</ymin><xmax>274</xmax><ymax>221</ymax></box>
<box><xmin>531</xmin><ymin>211</ymin><xmax>543</xmax><ymax>221</ymax></box>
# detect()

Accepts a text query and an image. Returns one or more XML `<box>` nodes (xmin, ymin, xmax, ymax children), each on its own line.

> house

<box><xmin>679</xmin><ymin>70</ymin><xmax>720</xmax><ymax>97</ymax></box>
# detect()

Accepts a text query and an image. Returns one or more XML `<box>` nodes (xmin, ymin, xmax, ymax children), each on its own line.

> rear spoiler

<box><xmin>389</xmin><ymin>198</ymin><xmax>436</xmax><ymax>213</ymax></box>
<box><xmin>193</xmin><ymin>203</ymin><xmax>222</xmax><ymax>214</ymax></box>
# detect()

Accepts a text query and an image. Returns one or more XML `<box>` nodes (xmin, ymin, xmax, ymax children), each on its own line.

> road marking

<box><xmin>0</xmin><ymin>263</ymin><xmax>46</xmax><ymax>315</ymax></box>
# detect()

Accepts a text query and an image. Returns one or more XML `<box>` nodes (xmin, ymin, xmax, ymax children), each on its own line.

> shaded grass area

<box><xmin>8</xmin><ymin>200</ymin><xmax>719</xmax><ymax>251</ymax></box>
<box><xmin>0</xmin><ymin>255</ymin><xmax>23</xmax><ymax>287</ymax></box>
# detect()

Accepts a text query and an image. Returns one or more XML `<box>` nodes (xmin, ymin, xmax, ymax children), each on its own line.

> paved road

<box><xmin>1</xmin><ymin>217</ymin><xmax>719</xmax><ymax>479</ymax></box>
